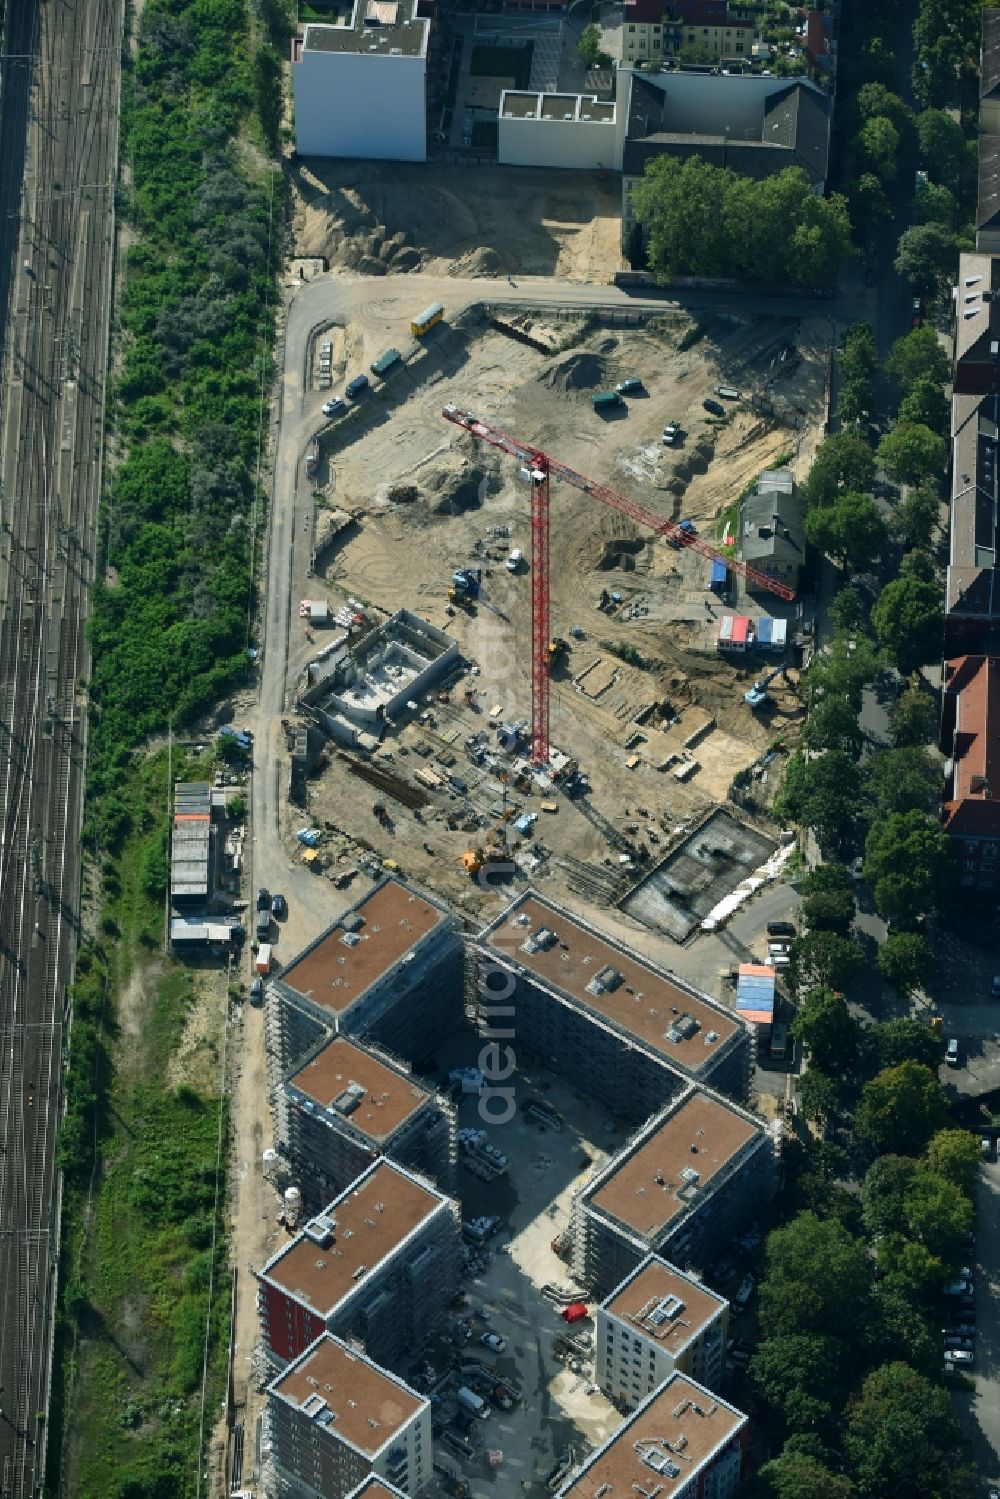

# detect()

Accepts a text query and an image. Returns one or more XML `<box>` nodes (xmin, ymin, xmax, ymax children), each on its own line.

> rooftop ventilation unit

<box><xmin>341</xmin><ymin>932</ymin><xmax>361</xmax><ymax>948</ymax></box>
<box><xmin>522</xmin><ymin>925</ymin><xmax>557</xmax><ymax>954</ymax></box>
<box><xmin>341</xmin><ymin>913</ymin><xmax>364</xmax><ymax>933</ymax></box>
<box><xmin>333</xmin><ymin>1082</ymin><xmax>367</xmax><ymax>1115</ymax></box>
<box><xmin>303</xmin><ymin>1214</ymin><xmax>336</xmax><ymax>1247</ymax></box>
<box><xmin>648</xmin><ymin>1294</ymin><xmax>684</xmax><ymax>1325</ymax></box>
<box><xmin>665</xmin><ymin>1013</ymin><xmax>700</xmax><ymax>1043</ymax></box>
<box><xmin>587</xmin><ymin>965</ymin><xmax>624</xmax><ymax>996</ymax></box>
<box><xmin>641</xmin><ymin>1450</ymin><xmax>681</xmax><ymax>1478</ymax></box>
<box><xmin>680</xmin><ymin>1166</ymin><xmax>700</xmax><ymax>1186</ymax></box>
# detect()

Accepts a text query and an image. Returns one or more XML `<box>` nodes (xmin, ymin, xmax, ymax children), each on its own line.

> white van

<box><xmin>506</xmin><ymin>548</ymin><xmax>523</xmax><ymax>573</ymax></box>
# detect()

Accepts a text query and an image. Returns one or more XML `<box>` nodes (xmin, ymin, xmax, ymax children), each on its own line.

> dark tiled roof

<box><xmin>982</xmin><ymin>9</ymin><xmax>1000</xmax><ymax>100</ymax></box>
<box><xmin>979</xmin><ymin>135</ymin><xmax>1000</xmax><ymax>234</ymax></box>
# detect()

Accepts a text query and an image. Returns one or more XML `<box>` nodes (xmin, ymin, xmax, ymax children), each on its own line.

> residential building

<box><xmin>265</xmin><ymin>1334</ymin><xmax>431</xmax><ymax>1499</ymax></box>
<box><xmin>556</xmin><ymin>1372</ymin><xmax>748</xmax><ymax>1499</ymax></box>
<box><xmin>977</xmin><ymin>134</ymin><xmax>1000</xmax><ymax>254</ymax></box>
<box><xmin>740</xmin><ymin>469</ymin><xmax>804</xmax><ymax>593</ymax></box>
<box><xmin>299</xmin><ymin>609</ymin><xmax>459</xmax><ymax>749</ymax></box>
<box><xmin>498</xmin><ymin>92</ymin><xmax>617</xmax><ymax>170</ymax></box>
<box><xmin>620</xmin><ymin>0</ymin><xmax>755</xmax><ymax>67</ymax></box>
<box><xmin>265</xmin><ymin>877</ymin><xmax>464</xmax><ymax>1080</ymax></box>
<box><xmin>803</xmin><ymin>7</ymin><xmax>834</xmax><ymax>80</ymax></box>
<box><xmin>953</xmin><ymin>253</ymin><xmax>1000</xmax><ymax>396</ymax></box>
<box><xmin>276</xmin><ymin>1033</ymin><xmax>457</xmax><ymax>1211</ymax></box>
<box><xmin>941</xmin><ymin>655</ymin><xmax>1000</xmax><ymax>891</ymax></box>
<box><xmin>476</xmin><ymin>893</ymin><xmax>752</xmax><ymax>1123</ymax></box>
<box><xmin>619</xmin><ymin>71</ymin><xmax>831</xmax><ymax>250</ymax></box>
<box><xmin>947</xmin><ymin>390</ymin><xmax>1000</xmax><ymax>655</ymax></box>
<box><xmin>291</xmin><ymin>2</ymin><xmax>430</xmax><ymax>163</ymax></box>
<box><xmin>257</xmin><ymin>1157</ymin><xmax>461</xmax><ymax>1373</ymax></box>
<box><xmin>597</xmin><ymin>1256</ymin><xmax>728</xmax><ymax>1406</ymax></box>
<box><xmin>570</xmin><ymin>1087</ymin><xmax>777</xmax><ymax>1297</ymax></box>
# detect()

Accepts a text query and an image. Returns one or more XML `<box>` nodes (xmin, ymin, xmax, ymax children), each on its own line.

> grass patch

<box><xmin>716</xmin><ymin>500</ymin><xmax>740</xmax><ymax>542</ymax></box>
<box><xmin>52</xmin><ymin>748</ymin><xmax>231</xmax><ymax>1497</ymax></box>
<box><xmin>469</xmin><ymin>42</ymin><xmax>533</xmax><ymax>88</ymax></box>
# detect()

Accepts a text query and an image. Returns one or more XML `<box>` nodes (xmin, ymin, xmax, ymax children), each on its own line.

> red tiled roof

<box><xmin>942</xmin><ymin>656</ymin><xmax>1000</xmax><ymax>837</ymax></box>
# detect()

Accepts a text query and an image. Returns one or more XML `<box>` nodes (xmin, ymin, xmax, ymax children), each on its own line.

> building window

<box><xmin>628</xmin><ymin>23</ymin><xmax>635</xmax><ymax>29</ymax></box>
<box><xmin>734</xmin><ymin>41</ymin><xmax>743</xmax><ymax>49</ymax></box>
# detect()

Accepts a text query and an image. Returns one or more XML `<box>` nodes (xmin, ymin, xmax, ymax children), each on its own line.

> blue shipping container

<box><xmin>757</xmin><ymin>617</ymin><xmax>773</xmax><ymax>645</ymax></box>
<box><xmin>710</xmin><ymin>559</ymin><xmax>727</xmax><ymax>591</ymax></box>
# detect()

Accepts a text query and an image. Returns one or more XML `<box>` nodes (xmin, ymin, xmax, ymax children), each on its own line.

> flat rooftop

<box><xmin>499</xmin><ymin>91</ymin><xmax>614</xmax><ymax>122</ymax></box>
<box><xmin>602</xmin><ymin>1256</ymin><xmax>726</xmax><ymax>1354</ymax></box>
<box><xmin>588</xmin><ymin>1092</ymin><xmax>762</xmax><ymax>1240</ymax></box>
<box><xmin>260</xmin><ymin>1159</ymin><xmax>445</xmax><ymax>1314</ymax></box>
<box><xmin>481</xmin><ymin>893</ymin><xmax>741</xmax><ymax>1075</ymax></box>
<box><xmin>279</xmin><ymin>878</ymin><xmax>448</xmax><ymax>1016</ymax></box>
<box><xmin>559</xmin><ymin>1374</ymin><xmax>746</xmax><ymax>1499</ymax></box>
<box><xmin>270</xmin><ymin>1335</ymin><xmax>424</xmax><ymax>1454</ymax></box>
<box><xmin>302</xmin><ymin>0</ymin><xmax>428</xmax><ymax>59</ymax></box>
<box><xmin>347</xmin><ymin>1481</ymin><xmax>409</xmax><ymax>1499</ymax></box>
<box><xmin>288</xmin><ymin>1035</ymin><xmax>432</xmax><ymax>1142</ymax></box>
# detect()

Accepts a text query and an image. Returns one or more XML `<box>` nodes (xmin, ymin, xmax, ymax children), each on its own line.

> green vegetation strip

<box><xmin>51</xmin><ymin>0</ymin><xmax>286</xmax><ymax>1489</ymax></box>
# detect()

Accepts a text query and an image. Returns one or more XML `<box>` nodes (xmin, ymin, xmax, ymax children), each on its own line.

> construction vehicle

<box><xmin>372</xmin><ymin>801</ymin><xmax>393</xmax><ymax>828</ymax></box>
<box><xmin>744</xmin><ymin>664</ymin><xmax>790</xmax><ymax>710</ymax></box>
<box><xmin>547</xmin><ymin>637</ymin><xmax>568</xmax><ymax>671</ymax></box>
<box><xmin>442</xmin><ymin>405</ymin><xmax>794</xmax><ymax>765</ymax></box>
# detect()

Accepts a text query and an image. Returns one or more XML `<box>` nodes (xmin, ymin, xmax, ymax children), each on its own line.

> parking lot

<box><xmin>423</xmin><ymin>1052</ymin><xmax>626</xmax><ymax>1496</ymax></box>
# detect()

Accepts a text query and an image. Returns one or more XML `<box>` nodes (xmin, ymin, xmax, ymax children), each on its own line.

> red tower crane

<box><xmin>442</xmin><ymin>404</ymin><xmax>795</xmax><ymax>767</ymax></box>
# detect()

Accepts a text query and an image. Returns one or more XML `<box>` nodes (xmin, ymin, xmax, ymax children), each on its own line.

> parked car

<box><xmin>944</xmin><ymin>1278</ymin><xmax>973</xmax><ymax>1297</ymax></box>
<box><xmin>346</xmin><ymin>374</ymin><xmax>369</xmax><ymax>399</ymax></box>
<box><xmin>942</xmin><ymin>1323</ymin><xmax>976</xmax><ymax>1336</ymax></box>
<box><xmin>257</xmin><ymin>887</ymin><xmax>271</xmax><ymax>911</ymax></box>
<box><xmin>944</xmin><ymin>1348</ymin><xmax>974</xmax><ymax>1365</ymax></box>
<box><xmin>662</xmin><ymin>422</ymin><xmax>681</xmax><ymax>445</ymax></box>
<box><xmin>983</xmin><ymin>1136</ymin><xmax>994</xmax><ymax>1160</ymax></box>
<box><xmin>734</xmin><ymin>1275</ymin><xmax>754</xmax><ymax>1310</ymax></box>
<box><xmin>703</xmin><ymin>397</ymin><xmax>725</xmax><ymax>416</ymax></box>
<box><xmin>271</xmin><ymin>892</ymin><xmax>287</xmax><ymax>919</ymax></box>
<box><xmin>946</xmin><ymin>1038</ymin><xmax>960</xmax><ymax>1067</ymax></box>
<box><xmin>249</xmin><ymin>977</ymin><xmax>263</xmax><ymax>1004</ymax></box>
<box><xmin>615</xmin><ymin>377</ymin><xmax>644</xmax><ymax>394</ymax></box>
<box><xmin>321</xmin><ymin>397</ymin><xmax>344</xmax><ymax>417</ymax></box>
<box><xmin>480</xmin><ymin>1333</ymin><xmax>506</xmax><ymax>1353</ymax></box>
<box><xmin>767</xmin><ymin>941</ymin><xmax>790</xmax><ymax>956</ymax></box>
<box><xmin>992</xmin><ymin>974</ymin><xmax>1000</xmax><ymax>997</ymax></box>
<box><xmin>767</xmin><ymin>921</ymin><xmax>796</xmax><ymax>938</ymax></box>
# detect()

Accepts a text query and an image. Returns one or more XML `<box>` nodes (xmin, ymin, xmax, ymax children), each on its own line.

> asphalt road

<box><xmin>954</xmin><ymin>1155</ymin><xmax>1000</xmax><ymax>1493</ymax></box>
<box><xmin>0</xmin><ymin>0</ymin><xmax>124</xmax><ymax>1490</ymax></box>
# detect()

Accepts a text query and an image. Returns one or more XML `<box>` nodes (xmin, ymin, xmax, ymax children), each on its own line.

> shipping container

<box><xmin>411</xmin><ymin>303</ymin><xmax>444</xmax><ymax>336</ymax></box>
<box><xmin>371</xmin><ymin>348</ymin><xmax>403</xmax><ymax>377</ymax></box>
<box><xmin>592</xmin><ymin>390</ymin><xmax>624</xmax><ymax>411</ymax></box>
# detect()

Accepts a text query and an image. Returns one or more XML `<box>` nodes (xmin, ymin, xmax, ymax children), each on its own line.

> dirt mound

<box><xmin>541</xmin><ymin>351</ymin><xmax>606</xmax><ymax>393</ymax></box>
<box><xmin>425</xmin><ymin>462</ymin><xmax>499</xmax><ymax>515</ymax></box>
<box><xmin>450</xmin><ymin>246</ymin><xmax>512</xmax><ymax>277</ymax></box>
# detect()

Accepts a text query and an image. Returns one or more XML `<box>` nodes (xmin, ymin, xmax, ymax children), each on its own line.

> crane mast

<box><xmin>442</xmin><ymin>404</ymin><xmax>795</xmax><ymax>766</ymax></box>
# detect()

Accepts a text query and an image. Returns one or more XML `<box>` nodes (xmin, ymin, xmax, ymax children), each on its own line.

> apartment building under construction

<box><xmin>265</xmin><ymin>1333</ymin><xmax>431</xmax><ymax>1499</ymax></box>
<box><xmin>596</xmin><ymin>1256</ymin><xmax>728</xmax><ymax>1408</ymax></box>
<box><xmin>275</xmin><ymin>1033</ymin><xmax>457</xmax><ymax>1211</ymax></box>
<box><xmin>570</xmin><ymin>1087</ymin><xmax>777</xmax><ymax>1297</ymax></box>
<box><xmin>257</xmin><ymin>1158</ymin><xmax>461</xmax><ymax>1375</ymax></box>
<box><xmin>556</xmin><ymin>1371</ymin><xmax>748</xmax><ymax>1499</ymax></box>
<box><xmin>476</xmin><ymin>893</ymin><xmax>752</xmax><ymax>1126</ymax></box>
<box><xmin>265</xmin><ymin>877</ymin><xmax>465</xmax><ymax>1085</ymax></box>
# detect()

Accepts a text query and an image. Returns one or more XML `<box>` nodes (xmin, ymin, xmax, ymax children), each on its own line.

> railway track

<box><xmin>0</xmin><ymin>0</ymin><xmax>124</xmax><ymax>1492</ymax></box>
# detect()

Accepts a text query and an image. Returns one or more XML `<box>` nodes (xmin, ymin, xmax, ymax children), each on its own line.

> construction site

<box><xmin>280</xmin><ymin>292</ymin><xmax>825</xmax><ymax>926</ymax></box>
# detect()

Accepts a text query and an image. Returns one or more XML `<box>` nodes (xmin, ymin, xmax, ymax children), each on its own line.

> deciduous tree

<box><xmin>864</xmin><ymin>810</ymin><xmax>952</xmax><ymax>925</ymax></box>
<box><xmin>760</xmin><ymin>1213</ymin><xmax>870</xmax><ymax>1339</ymax></box>
<box><xmin>884</xmin><ymin>325</ymin><xmax>951</xmax><ymax>388</ymax></box>
<box><xmin>856</xmin><ymin>1062</ymin><xmax>949</xmax><ymax>1155</ymax></box>
<box><xmin>844</xmin><ymin>1362</ymin><xmax>969</xmax><ymax>1497</ymax></box>
<box><xmin>876</xmin><ymin>931</ymin><xmax>934</xmax><ymax>995</ymax></box>
<box><xmin>876</xmin><ymin>422</ymin><xmax>947</xmax><ymax>486</ymax></box>
<box><xmin>871</xmin><ymin>576</ymin><xmax>943</xmax><ymax>676</ymax></box>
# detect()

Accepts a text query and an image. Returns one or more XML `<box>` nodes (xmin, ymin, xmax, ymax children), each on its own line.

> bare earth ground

<box><xmin>290</xmin><ymin>159</ymin><xmax>624</xmax><ymax>281</ymax></box>
<box><xmin>214</xmin><ymin>161</ymin><xmax>830</xmax><ymax>1494</ymax></box>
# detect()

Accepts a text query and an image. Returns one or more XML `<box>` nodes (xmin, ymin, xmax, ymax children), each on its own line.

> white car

<box><xmin>944</xmin><ymin>1348</ymin><xmax>974</xmax><ymax>1365</ymax></box>
<box><xmin>662</xmin><ymin>422</ymin><xmax>681</xmax><ymax>445</ymax></box>
<box><xmin>945</xmin><ymin>1039</ymin><xmax>960</xmax><ymax>1067</ymax></box>
<box><xmin>322</xmin><ymin>397</ymin><xmax>344</xmax><ymax>417</ymax></box>
<box><xmin>480</xmin><ymin>1332</ymin><xmax>506</xmax><ymax>1353</ymax></box>
<box><xmin>767</xmin><ymin>941</ymin><xmax>790</xmax><ymax>956</ymax></box>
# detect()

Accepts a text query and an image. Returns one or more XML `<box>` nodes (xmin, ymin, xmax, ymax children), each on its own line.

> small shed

<box><xmin>718</xmin><ymin>615</ymin><xmax>751</xmax><ymax>652</ymax></box>
<box><xmin>300</xmin><ymin>599</ymin><xmax>329</xmax><ymax>623</ymax></box>
<box><xmin>736</xmin><ymin>962</ymin><xmax>776</xmax><ymax>1025</ymax></box>
<box><xmin>255</xmin><ymin>943</ymin><xmax>272</xmax><ymax>974</ymax></box>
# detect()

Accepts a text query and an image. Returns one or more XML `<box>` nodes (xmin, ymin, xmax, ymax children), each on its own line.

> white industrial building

<box><xmin>292</xmin><ymin>0</ymin><xmax>430</xmax><ymax>162</ymax></box>
<box><xmin>498</xmin><ymin>91</ymin><xmax>616</xmax><ymax>170</ymax></box>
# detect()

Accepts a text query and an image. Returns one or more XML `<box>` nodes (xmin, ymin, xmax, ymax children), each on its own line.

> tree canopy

<box><xmin>870</xmin><ymin>576</ymin><xmax>943</xmax><ymax>676</ymax></box>
<box><xmin>805</xmin><ymin>491</ymin><xmax>888</xmax><ymax>570</ymax></box>
<box><xmin>778</xmin><ymin>751</ymin><xmax>862</xmax><ymax>844</ymax></box>
<box><xmin>790</xmin><ymin>988</ymin><xmax>860</xmax><ymax>1072</ymax></box>
<box><xmin>756</xmin><ymin>1450</ymin><xmax>857</xmax><ymax>1499</ymax></box>
<box><xmin>876</xmin><ymin>931</ymin><xmax>934</xmax><ymax>995</ymax></box>
<box><xmin>924</xmin><ymin>1129</ymin><xmax>981</xmax><ymax>1196</ymax></box>
<box><xmin>876</xmin><ymin>422</ymin><xmax>947</xmax><ymax>486</ymax></box>
<box><xmin>893</xmin><ymin>222</ymin><xmax>960</xmax><ymax>296</ymax></box>
<box><xmin>863</xmin><ymin>810</ymin><xmax>952</xmax><ymax>926</ymax></box>
<box><xmin>884</xmin><ymin>325</ymin><xmax>951</xmax><ymax>389</ymax></box>
<box><xmin>803</xmin><ymin>431</ymin><xmax>877</xmax><ymax>510</ymax></box>
<box><xmin>866</xmin><ymin>746</ymin><xmax>940</xmax><ymax>818</ymax></box>
<box><xmin>856</xmin><ymin>1062</ymin><xmax>949</xmax><ymax>1156</ymax></box>
<box><xmin>844</xmin><ymin>1362</ymin><xmax>969</xmax><ymax>1497</ymax></box>
<box><xmin>866</xmin><ymin>1016</ymin><xmax>943</xmax><ymax>1074</ymax></box>
<box><xmin>888</xmin><ymin>685</ymin><xmax>938</xmax><ymax>748</ymax></box>
<box><xmin>750</xmin><ymin>1333</ymin><xmax>852</xmax><ymax>1435</ymax></box>
<box><xmin>634</xmin><ymin>158</ymin><xmax>854</xmax><ymax>288</ymax></box>
<box><xmin>890</xmin><ymin>484</ymin><xmax>940</xmax><ymax>549</ymax></box>
<box><xmin>760</xmin><ymin>1213</ymin><xmax>870</xmax><ymax>1339</ymax></box>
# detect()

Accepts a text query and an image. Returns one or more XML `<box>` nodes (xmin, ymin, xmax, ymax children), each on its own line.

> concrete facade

<box><xmin>276</xmin><ymin>1032</ymin><xmax>457</xmax><ymax>1211</ymax></box>
<box><xmin>257</xmin><ymin>1157</ymin><xmax>461</xmax><ymax>1375</ymax></box>
<box><xmin>265</xmin><ymin>876</ymin><xmax>465</xmax><ymax>1083</ymax></box>
<box><xmin>300</xmin><ymin>609</ymin><xmax>458</xmax><ymax>748</ymax></box>
<box><xmin>265</xmin><ymin>1334</ymin><xmax>431</xmax><ymax>1499</ymax></box>
<box><xmin>292</xmin><ymin>7</ymin><xmax>429</xmax><ymax>163</ymax></box>
<box><xmin>570</xmin><ymin>1087</ymin><xmax>777</xmax><ymax>1297</ymax></box>
<box><xmin>597</xmin><ymin>1256</ymin><xmax>728</xmax><ymax>1407</ymax></box>
<box><xmin>476</xmin><ymin>892</ymin><xmax>752</xmax><ymax>1124</ymax></box>
<box><xmin>498</xmin><ymin>92</ymin><xmax>617</xmax><ymax>169</ymax></box>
